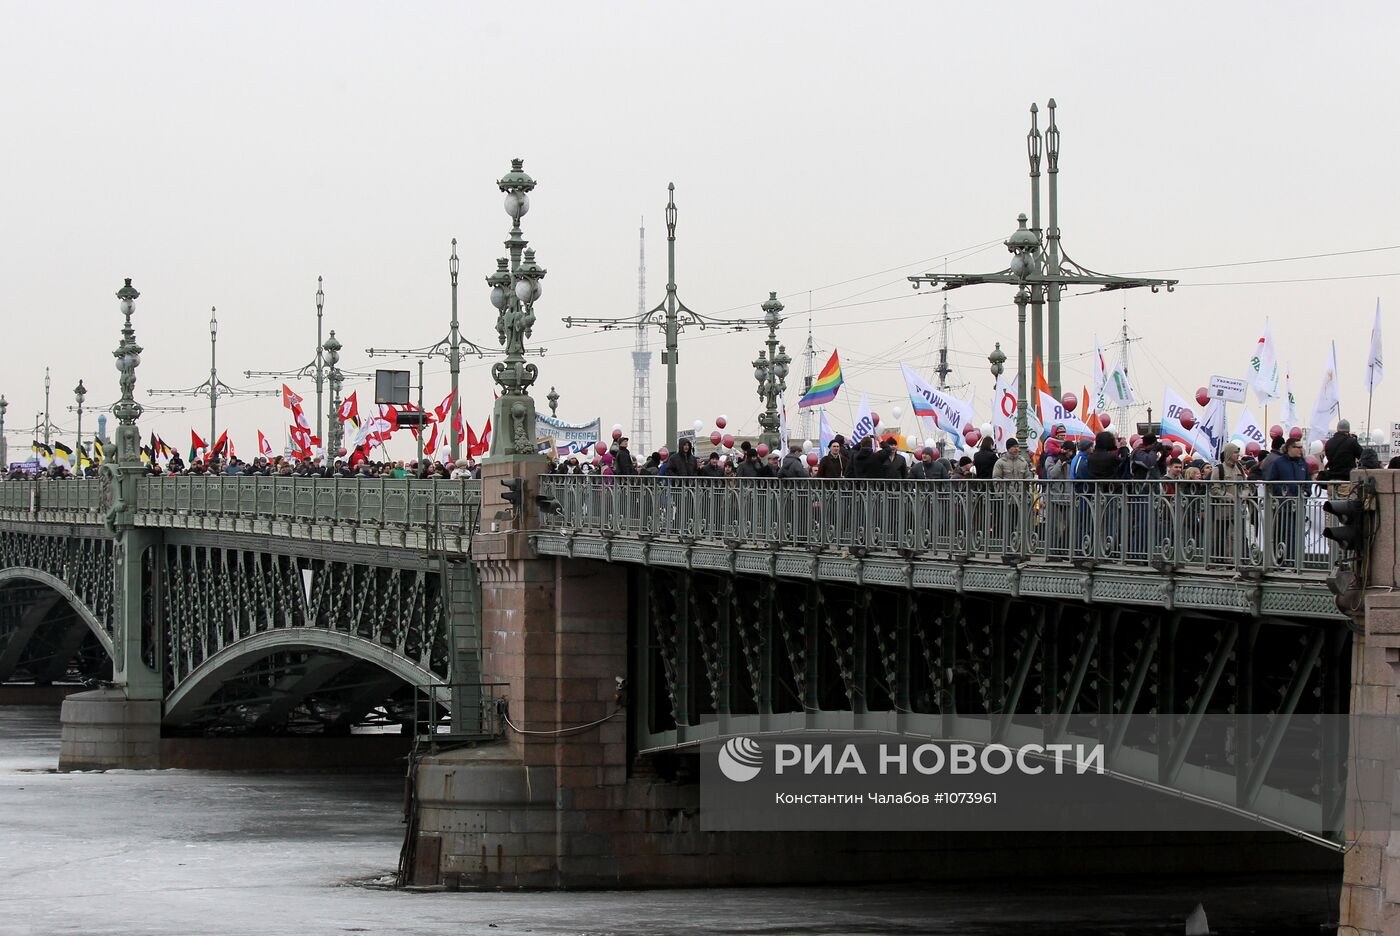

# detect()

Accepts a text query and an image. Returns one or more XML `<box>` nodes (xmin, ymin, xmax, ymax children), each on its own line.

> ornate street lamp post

<box><xmin>323</xmin><ymin>331</ymin><xmax>344</xmax><ymax>458</ymax></box>
<box><xmin>1006</xmin><ymin>215</ymin><xmax>1040</xmax><ymax>443</ymax></box>
<box><xmin>546</xmin><ymin>386</ymin><xmax>559</xmax><ymax>418</ymax></box>
<box><xmin>111</xmin><ymin>280</ymin><xmax>144</xmax><ymax>467</ymax></box>
<box><xmin>485</xmin><ymin>158</ymin><xmax>548</xmax><ymax>460</ymax></box>
<box><xmin>0</xmin><ymin>394</ymin><xmax>7</xmax><ymax>468</ymax></box>
<box><xmin>73</xmin><ymin>380</ymin><xmax>87</xmax><ymax>473</ymax></box>
<box><xmin>43</xmin><ymin>367</ymin><xmax>51</xmax><ymax>447</ymax></box>
<box><xmin>752</xmin><ymin>293</ymin><xmax>790</xmax><ymax>448</ymax></box>
<box><xmin>988</xmin><ymin>342</ymin><xmax>1006</xmax><ymax>388</ymax></box>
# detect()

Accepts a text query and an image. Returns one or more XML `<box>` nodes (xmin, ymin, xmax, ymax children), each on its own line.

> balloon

<box><xmin>611</xmin><ymin>428</ymin><xmax>622</xmax><ymax>441</ymax></box>
<box><xmin>658</xmin><ymin>446</ymin><xmax>670</xmax><ymax>461</ymax></box>
<box><xmin>716</xmin><ymin>415</ymin><xmax>728</xmax><ymax>429</ymax></box>
<box><xmin>1129</xmin><ymin>434</ymin><xmax>1142</xmax><ymax>448</ymax></box>
<box><xmin>1375</xmin><ymin>430</ymin><xmax>1388</xmax><ymax>445</ymax></box>
<box><xmin>1061</xmin><ymin>392</ymin><xmax>1078</xmax><ymax>413</ymax></box>
<box><xmin>980</xmin><ymin>422</ymin><xmax>994</xmax><ymax>437</ymax></box>
<box><xmin>1179</xmin><ymin>408</ymin><xmax>1196</xmax><ymax>430</ymax></box>
<box><xmin>803</xmin><ymin>439</ymin><xmax>814</xmax><ymax>452</ymax></box>
<box><xmin>611</xmin><ymin>422</ymin><xmax>623</xmax><ymax>432</ymax></box>
<box><xmin>709</xmin><ymin>430</ymin><xmax>722</xmax><ymax>446</ymax></box>
<box><xmin>963</xmin><ymin>427</ymin><xmax>982</xmax><ymax>446</ymax></box>
<box><xmin>1309</xmin><ymin>439</ymin><xmax>1324</xmax><ymax>456</ymax></box>
<box><xmin>806</xmin><ymin>452</ymin><xmax>819</xmax><ymax>467</ymax></box>
<box><xmin>892</xmin><ymin>405</ymin><xmax>903</xmax><ymax>421</ymax></box>
<box><xmin>1269</xmin><ymin>424</ymin><xmax>1284</xmax><ymax>439</ymax></box>
<box><xmin>756</xmin><ymin>443</ymin><xmax>769</xmax><ymax>458</ymax></box>
<box><xmin>1305</xmin><ymin>454</ymin><xmax>1321</xmax><ymax>473</ymax></box>
<box><xmin>924</xmin><ymin>437</ymin><xmax>937</xmax><ymax>450</ymax></box>
<box><xmin>693</xmin><ymin>419</ymin><xmax>703</xmax><ymax>433</ymax></box>
<box><xmin>1172</xmin><ymin>443</ymin><xmax>1185</xmax><ymax>458</ymax></box>
<box><xmin>1245</xmin><ymin>441</ymin><xmax>1262</xmax><ymax>457</ymax></box>
<box><xmin>872</xmin><ymin>412</ymin><xmax>881</xmax><ymax>427</ymax></box>
<box><xmin>1195</xmin><ymin>387</ymin><xmax>1211</xmax><ymax>408</ymax></box>
<box><xmin>721</xmin><ymin>433</ymin><xmax>734</xmax><ymax>448</ymax></box>
<box><xmin>1099</xmin><ymin>413</ymin><xmax>1111</xmax><ymax>428</ymax></box>
<box><xmin>1288</xmin><ymin>427</ymin><xmax>1303</xmax><ymax>441</ymax></box>
<box><xmin>595</xmin><ymin>441</ymin><xmax>608</xmax><ymax>456</ymax></box>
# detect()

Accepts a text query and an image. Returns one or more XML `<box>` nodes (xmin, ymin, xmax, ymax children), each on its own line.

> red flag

<box><xmin>337</xmin><ymin>391</ymin><xmax>359</xmax><ymax>425</ymax></box>
<box><xmin>282</xmin><ymin>384</ymin><xmax>303</xmax><ymax>409</ymax></box>
<box><xmin>423</xmin><ymin>421</ymin><xmax>440</xmax><ymax>457</ymax></box>
<box><xmin>210</xmin><ymin>430</ymin><xmax>229</xmax><ymax>457</ymax></box>
<box><xmin>468</xmin><ymin>418</ymin><xmax>491</xmax><ymax>458</ymax></box>
<box><xmin>258</xmin><ymin>430</ymin><xmax>273</xmax><ymax>457</ymax></box>
<box><xmin>191</xmin><ymin>429</ymin><xmax>207</xmax><ymax>451</ymax></box>
<box><xmin>432</xmin><ymin>390</ymin><xmax>455</xmax><ymax>425</ymax></box>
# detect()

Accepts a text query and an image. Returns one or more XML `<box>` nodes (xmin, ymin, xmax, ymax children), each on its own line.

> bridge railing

<box><xmin>538</xmin><ymin>476</ymin><xmax>1346</xmax><ymax>574</ymax></box>
<box><xmin>0</xmin><ymin>478</ymin><xmax>105</xmax><ymax>520</ymax></box>
<box><xmin>134</xmin><ymin>476</ymin><xmax>482</xmax><ymax>536</ymax></box>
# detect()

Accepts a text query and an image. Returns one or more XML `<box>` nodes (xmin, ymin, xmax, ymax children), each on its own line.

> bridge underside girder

<box><xmin>634</xmin><ymin>568</ymin><xmax>1352</xmax><ymax>840</ymax></box>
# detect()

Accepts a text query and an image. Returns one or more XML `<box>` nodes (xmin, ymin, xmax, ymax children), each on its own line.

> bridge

<box><xmin>3</xmin><ymin>465</ymin><xmax>1398</xmax><ymax>934</ymax></box>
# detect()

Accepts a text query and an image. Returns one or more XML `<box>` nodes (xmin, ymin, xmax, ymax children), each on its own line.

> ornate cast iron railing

<box><xmin>539</xmin><ymin>476</ymin><xmax>1344</xmax><ymax>575</ymax></box>
<box><xmin>0</xmin><ymin>477</ymin><xmax>482</xmax><ymax>539</ymax></box>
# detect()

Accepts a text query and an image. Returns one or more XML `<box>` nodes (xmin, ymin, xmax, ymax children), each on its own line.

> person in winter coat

<box><xmin>1264</xmin><ymin>436</ymin><xmax>1312</xmax><ymax>562</ymax></box>
<box><xmin>778</xmin><ymin>444</ymin><xmax>808</xmax><ymax>479</ymax></box>
<box><xmin>736</xmin><ymin>449</ymin><xmax>764</xmax><ymax>478</ymax></box>
<box><xmin>972</xmin><ymin>436</ymin><xmax>998</xmax><ymax>479</ymax></box>
<box><xmin>668</xmin><ymin>438</ymin><xmax>700</xmax><ymax>477</ymax></box>
<box><xmin>1322</xmin><ymin>418</ymin><xmax>1363</xmax><ymax>481</ymax></box>
<box><xmin>817</xmin><ymin>441</ymin><xmax>849</xmax><ymax>478</ymax></box>
<box><xmin>910</xmin><ymin>446</ymin><xmax>950</xmax><ymax>480</ymax></box>
<box><xmin>991</xmin><ymin>438</ymin><xmax>1032</xmax><ymax>479</ymax></box>
<box><xmin>613</xmin><ymin>437</ymin><xmax>637</xmax><ymax>476</ymax></box>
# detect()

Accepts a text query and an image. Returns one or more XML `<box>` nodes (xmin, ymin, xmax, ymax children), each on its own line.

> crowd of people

<box><xmin>3</xmin><ymin>419</ymin><xmax>1389</xmax><ymax>487</ymax></box>
<box><xmin>541</xmin><ymin>419</ymin><xmax>1391</xmax><ymax>487</ymax></box>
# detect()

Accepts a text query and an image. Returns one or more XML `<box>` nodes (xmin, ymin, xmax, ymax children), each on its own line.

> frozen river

<box><xmin>0</xmin><ymin>706</ymin><xmax>1337</xmax><ymax>935</ymax></box>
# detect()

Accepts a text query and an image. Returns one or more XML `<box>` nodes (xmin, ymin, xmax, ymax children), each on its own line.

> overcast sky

<box><xmin>2</xmin><ymin>1</ymin><xmax>1396</xmax><ymax>461</ymax></box>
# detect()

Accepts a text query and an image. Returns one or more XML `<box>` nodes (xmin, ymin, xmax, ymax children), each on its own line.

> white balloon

<box><xmin>802</xmin><ymin>439</ymin><xmax>814</xmax><ymax>452</ymax></box>
<box><xmin>980</xmin><ymin>422</ymin><xmax>993</xmax><ymax>437</ymax></box>
<box><xmin>611</xmin><ymin>423</ymin><xmax>623</xmax><ymax>432</ymax></box>
<box><xmin>923</xmin><ymin>437</ymin><xmax>937</xmax><ymax>450</ymax></box>
<box><xmin>892</xmin><ymin>405</ymin><xmax>903</xmax><ymax>420</ymax></box>
<box><xmin>693</xmin><ymin>419</ymin><xmax>704</xmax><ymax>432</ymax></box>
<box><xmin>1309</xmin><ymin>440</ymin><xmax>1324</xmax><ymax>456</ymax></box>
<box><xmin>1373</xmin><ymin>430</ymin><xmax>1387</xmax><ymax>445</ymax></box>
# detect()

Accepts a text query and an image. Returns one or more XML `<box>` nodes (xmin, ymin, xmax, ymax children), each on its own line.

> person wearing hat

<box><xmin>1129</xmin><ymin>433</ymin><xmax>1167</xmax><ymax>481</ymax></box>
<box><xmin>614</xmin><ymin>436</ymin><xmax>637</xmax><ymax>476</ymax></box>
<box><xmin>911</xmin><ymin>445</ymin><xmax>950</xmax><ymax>481</ymax></box>
<box><xmin>1322</xmin><ymin>417</ymin><xmax>1363</xmax><ymax>481</ymax></box>
<box><xmin>817</xmin><ymin>439</ymin><xmax>848</xmax><ymax>478</ymax></box>
<box><xmin>992</xmin><ymin>438</ymin><xmax>1032</xmax><ymax>479</ymax></box>
<box><xmin>699</xmin><ymin>451</ymin><xmax>724</xmax><ymax>477</ymax></box>
<box><xmin>761</xmin><ymin>451</ymin><xmax>782</xmax><ymax>478</ymax></box>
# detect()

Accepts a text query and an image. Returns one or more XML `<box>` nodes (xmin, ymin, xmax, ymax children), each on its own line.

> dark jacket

<box><xmin>817</xmin><ymin>452</ymin><xmax>848</xmax><ymax>478</ymax></box>
<box><xmin>1323</xmin><ymin>431</ymin><xmax>1363</xmax><ymax>480</ymax></box>
<box><xmin>778</xmin><ymin>453</ymin><xmax>808</xmax><ymax>478</ymax></box>
<box><xmin>972</xmin><ymin>448</ymin><xmax>998</xmax><ymax>479</ymax></box>
<box><xmin>614</xmin><ymin>446</ymin><xmax>636</xmax><ymax>476</ymax></box>
<box><xmin>1264</xmin><ymin>452</ymin><xmax>1310</xmax><ymax>496</ymax></box>
<box><xmin>668</xmin><ymin>442</ymin><xmax>699</xmax><ymax>478</ymax></box>
<box><xmin>736</xmin><ymin>457</ymin><xmax>763</xmax><ymax>478</ymax></box>
<box><xmin>911</xmin><ymin>458</ymin><xmax>950</xmax><ymax>480</ymax></box>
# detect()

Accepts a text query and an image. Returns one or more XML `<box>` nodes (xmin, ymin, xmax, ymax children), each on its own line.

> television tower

<box><xmin>630</xmin><ymin>219</ymin><xmax>652</xmax><ymax>453</ymax></box>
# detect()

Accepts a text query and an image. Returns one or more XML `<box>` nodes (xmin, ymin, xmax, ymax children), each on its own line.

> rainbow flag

<box><xmin>798</xmin><ymin>350</ymin><xmax>843</xmax><ymax>408</ymax></box>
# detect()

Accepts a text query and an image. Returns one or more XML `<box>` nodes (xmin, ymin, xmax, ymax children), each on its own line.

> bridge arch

<box><xmin>162</xmin><ymin>628</ymin><xmax>444</xmax><ymax>727</ymax></box>
<box><xmin>0</xmin><ymin>567</ymin><xmax>114</xmax><ymax>660</ymax></box>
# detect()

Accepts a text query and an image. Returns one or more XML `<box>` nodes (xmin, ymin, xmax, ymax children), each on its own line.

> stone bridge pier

<box><xmin>1341</xmin><ymin>471</ymin><xmax>1400</xmax><ymax>935</ymax></box>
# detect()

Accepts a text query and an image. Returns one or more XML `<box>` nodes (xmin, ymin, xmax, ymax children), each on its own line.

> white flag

<box><xmin>900</xmin><ymin>363</ymin><xmax>976</xmax><ymax>437</ymax></box>
<box><xmin>1367</xmin><ymin>299</ymin><xmax>1383</xmax><ymax>392</ymax></box>
<box><xmin>1282</xmin><ymin>368</ymin><xmax>1299</xmax><ymax>427</ymax></box>
<box><xmin>1094</xmin><ymin>335</ymin><xmax>1136</xmax><ymax>408</ymax></box>
<box><xmin>851</xmin><ymin>394</ymin><xmax>875</xmax><ymax>444</ymax></box>
<box><xmin>1231</xmin><ymin>406</ymin><xmax>1268</xmax><ymax>450</ymax></box>
<box><xmin>778</xmin><ymin>397</ymin><xmax>789</xmax><ymax>452</ymax></box>
<box><xmin>1308</xmin><ymin>341</ymin><xmax>1342</xmax><ymax>441</ymax></box>
<box><xmin>1037</xmin><ymin>389</ymin><xmax>1095</xmax><ymax>439</ymax></box>
<box><xmin>991</xmin><ymin>374</ymin><xmax>1019</xmax><ymax>452</ymax></box>
<box><xmin>1198</xmin><ymin>398</ymin><xmax>1227</xmax><ymax>460</ymax></box>
<box><xmin>818</xmin><ymin>408</ymin><xmax>834</xmax><ymax>453</ymax></box>
<box><xmin>1248</xmin><ymin>321</ymin><xmax>1282</xmax><ymax>403</ymax></box>
<box><xmin>1160</xmin><ymin>387</ymin><xmax>1216</xmax><ymax>457</ymax></box>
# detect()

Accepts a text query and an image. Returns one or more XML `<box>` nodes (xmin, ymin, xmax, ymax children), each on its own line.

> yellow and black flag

<box><xmin>52</xmin><ymin>442</ymin><xmax>73</xmax><ymax>467</ymax></box>
<box><xmin>92</xmin><ymin>438</ymin><xmax>105</xmax><ymax>465</ymax></box>
<box><xmin>31</xmin><ymin>440</ymin><xmax>51</xmax><ymax>467</ymax></box>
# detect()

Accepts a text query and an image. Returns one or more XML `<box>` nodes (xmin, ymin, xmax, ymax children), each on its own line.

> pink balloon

<box><xmin>611</xmin><ymin>428</ymin><xmax>622</xmax><ymax>441</ymax></box>
<box><xmin>595</xmin><ymin>441</ymin><xmax>607</xmax><ymax>456</ymax></box>
<box><xmin>1129</xmin><ymin>434</ymin><xmax>1142</xmax><ymax>448</ymax></box>
<box><xmin>658</xmin><ymin>447</ymin><xmax>669</xmax><ymax>461</ymax></box>
<box><xmin>600</xmin><ymin>453</ymin><xmax>614</xmax><ymax>466</ymax></box>
<box><xmin>1269</xmin><ymin>424</ymin><xmax>1284</xmax><ymax>439</ymax></box>
<box><xmin>1061</xmin><ymin>392</ymin><xmax>1078</xmax><ymax>413</ymax></box>
<box><xmin>1172</xmin><ymin>443</ymin><xmax>1185</xmax><ymax>457</ymax></box>
<box><xmin>963</xmin><ymin>427</ymin><xmax>982</xmax><ymax>446</ymax></box>
<box><xmin>715</xmin><ymin>416</ymin><xmax>727</xmax><ymax>429</ymax></box>
<box><xmin>1179</xmin><ymin>408</ymin><xmax>1196</xmax><ymax>430</ymax></box>
<box><xmin>1195</xmin><ymin>387</ymin><xmax>1211</xmax><ymax>408</ymax></box>
<box><xmin>1099</xmin><ymin>413</ymin><xmax>1111</xmax><ymax>428</ymax></box>
<box><xmin>1245</xmin><ymin>441</ymin><xmax>1262</xmax><ymax>457</ymax></box>
<box><xmin>871</xmin><ymin>413</ymin><xmax>881</xmax><ymax>427</ymax></box>
<box><xmin>1288</xmin><ymin>426</ymin><xmax>1303</xmax><ymax>441</ymax></box>
<box><xmin>1305</xmin><ymin>455</ymin><xmax>1321</xmax><ymax>473</ymax></box>
<box><xmin>806</xmin><ymin>452</ymin><xmax>819</xmax><ymax>467</ymax></box>
<box><xmin>709</xmin><ymin>430</ymin><xmax>722</xmax><ymax>446</ymax></box>
<box><xmin>756</xmin><ymin>443</ymin><xmax>769</xmax><ymax>458</ymax></box>
<box><xmin>721</xmin><ymin>433</ymin><xmax>734</xmax><ymax>448</ymax></box>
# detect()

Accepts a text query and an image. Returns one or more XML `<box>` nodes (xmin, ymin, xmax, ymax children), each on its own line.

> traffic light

<box><xmin>1322</xmin><ymin>487</ymin><xmax>1371</xmax><ymax>553</ymax></box>
<box><xmin>535</xmin><ymin>493</ymin><xmax>563</xmax><ymax>516</ymax></box>
<box><xmin>500</xmin><ymin>477</ymin><xmax>525</xmax><ymax>511</ymax></box>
